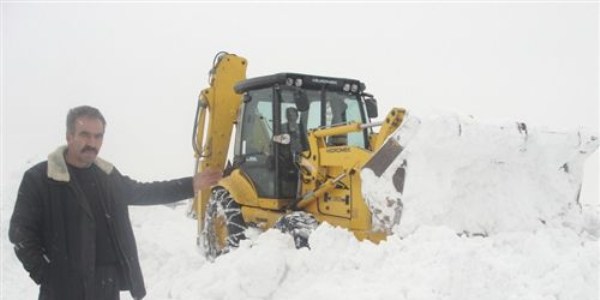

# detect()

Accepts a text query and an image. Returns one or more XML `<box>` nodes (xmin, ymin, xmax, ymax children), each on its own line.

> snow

<box><xmin>364</xmin><ymin>111</ymin><xmax>599</xmax><ymax>237</ymax></box>
<box><xmin>1</xmin><ymin>112</ymin><xmax>599</xmax><ymax>300</ymax></box>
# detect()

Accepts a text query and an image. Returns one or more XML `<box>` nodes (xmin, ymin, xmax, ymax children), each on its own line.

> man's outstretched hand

<box><xmin>193</xmin><ymin>168</ymin><xmax>223</xmax><ymax>194</ymax></box>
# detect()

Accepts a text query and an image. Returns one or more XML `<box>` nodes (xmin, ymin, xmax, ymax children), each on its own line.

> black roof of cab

<box><xmin>234</xmin><ymin>73</ymin><xmax>366</xmax><ymax>94</ymax></box>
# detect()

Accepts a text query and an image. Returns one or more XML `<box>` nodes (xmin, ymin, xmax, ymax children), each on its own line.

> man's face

<box><xmin>66</xmin><ymin>116</ymin><xmax>105</xmax><ymax>167</ymax></box>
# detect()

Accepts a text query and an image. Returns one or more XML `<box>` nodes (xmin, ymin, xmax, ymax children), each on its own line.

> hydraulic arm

<box><xmin>191</xmin><ymin>53</ymin><xmax>247</xmax><ymax>230</ymax></box>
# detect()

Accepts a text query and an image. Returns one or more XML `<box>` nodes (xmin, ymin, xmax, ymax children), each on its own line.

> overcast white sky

<box><xmin>1</xmin><ymin>2</ymin><xmax>598</xmax><ymax>201</ymax></box>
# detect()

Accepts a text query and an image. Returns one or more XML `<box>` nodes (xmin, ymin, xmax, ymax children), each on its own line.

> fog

<box><xmin>2</xmin><ymin>3</ymin><xmax>598</xmax><ymax>200</ymax></box>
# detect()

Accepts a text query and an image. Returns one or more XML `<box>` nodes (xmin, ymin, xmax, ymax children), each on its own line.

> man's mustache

<box><xmin>81</xmin><ymin>146</ymin><xmax>98</xmax><ymax>154</ymax></box>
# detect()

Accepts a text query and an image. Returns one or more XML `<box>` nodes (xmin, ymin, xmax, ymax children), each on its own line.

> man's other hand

<box><xmin>193</xmin><ymin>168</ymin><xmax>223</xmax><ymax>194</ymax></box>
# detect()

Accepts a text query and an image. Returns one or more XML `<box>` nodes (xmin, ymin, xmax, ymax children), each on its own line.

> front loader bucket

<box><xmin>362</xmin><ymin>111</ymin><xmax>598</xmax><ymax>236</ymax></box>
<box><xmin>361</xmin><ymin>112</ymin><xmax>421</xmax><ymax>233</ymax></box>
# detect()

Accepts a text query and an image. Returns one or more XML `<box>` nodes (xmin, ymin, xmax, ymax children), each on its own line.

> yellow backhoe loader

<box><xmin>191</xmin><ymin>52</ymin><xmax>408</xmax><ymax>259</ymax></box>
<box><xmin>191</xmin><ymin>52</ymin><xmax>599</xmax><ymax>259</ymax></box>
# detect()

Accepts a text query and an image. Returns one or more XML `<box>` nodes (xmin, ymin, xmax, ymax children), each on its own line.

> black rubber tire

<box><xmin>202</xmin><ymin>187</ymin><xmax>247</xmax><ymax>260</ymax></box>
<box><xmin>274</xmin><ymin>211</ymin><xmax>319</xmax><ymax>249</ymax></box>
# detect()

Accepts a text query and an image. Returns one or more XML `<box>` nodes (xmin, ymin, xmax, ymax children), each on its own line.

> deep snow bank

<box><xmin>4</xmin><ymin>195</ymin><xmax>597</xmax><ymax>300</ymax></box>
<box><xmin>163</xmin><ymin>218</ymin><xmax>598</xmax><ymax>300</ymax></box>
<box><xmin>363</xmin><ymin>111</ymin><xmax>599</xmax><ymax>237</ymax></box>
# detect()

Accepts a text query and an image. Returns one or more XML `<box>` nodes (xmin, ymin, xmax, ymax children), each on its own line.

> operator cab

<box><xmin>233</xmin><ymin>73</ymin><xmax>378</xmax><ymax>200</ymax></box>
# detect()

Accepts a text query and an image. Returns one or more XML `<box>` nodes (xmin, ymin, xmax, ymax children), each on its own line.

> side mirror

<box><xmin>365</xmin><ymin>97</ymin><xmax>378</xmax><ymax>118</ymax></box>
<box><xmin>294</xmin><ymin>89</ymin><xmax>309</xmax><ymax>112</ymax></box>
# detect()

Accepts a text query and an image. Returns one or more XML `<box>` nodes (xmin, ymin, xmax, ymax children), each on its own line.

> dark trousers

<box><xmin>38</xmin><ymin>264</ymin><xmax>122</xmax><ymax>300</ymax></box>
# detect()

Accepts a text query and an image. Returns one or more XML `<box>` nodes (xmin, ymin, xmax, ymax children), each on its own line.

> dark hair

<box><xmin>66</xmin><ymin>105</ymin><xmax>106</xmax><ymax>134</ymax></box>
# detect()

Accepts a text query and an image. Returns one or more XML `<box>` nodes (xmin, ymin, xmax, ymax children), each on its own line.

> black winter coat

<box><xmin>9</xmin><ymin>146</ymin><xmax>194</xmax><ymax>300</ymax></box>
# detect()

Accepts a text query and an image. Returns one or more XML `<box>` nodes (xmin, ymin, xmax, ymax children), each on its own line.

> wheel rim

<box><xmin>214</xmin><ymin>211</ymin><xmax>228</xmax><ymax>251</ymax></box>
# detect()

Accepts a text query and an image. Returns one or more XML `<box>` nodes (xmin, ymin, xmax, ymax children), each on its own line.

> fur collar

<box><xmin>47</xmin><ymin>145</ymin><xmax>114</xmax><ymax>182</ymax></box>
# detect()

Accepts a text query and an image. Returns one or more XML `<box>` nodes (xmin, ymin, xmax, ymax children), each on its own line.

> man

<box><xmin>9</xmin><ymin>105</ymin><xmax>221</xmax><ymax>300</ymax></box>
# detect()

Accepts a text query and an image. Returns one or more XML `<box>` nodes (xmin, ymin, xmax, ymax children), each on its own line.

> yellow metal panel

<box><xmin>299</xmin><ymin>145</ymin><xmax>375</xmax><ymax>232</ymax></box>
<box><xmin>371</xmin><ymin>108</ymin><xmax>405</xmax><ymax>151</ymax></box>
<box><xmin>240</xmin><ymin>206</ymin><xmax>285</xmax><ymax>230</ymax></box>
<box><xmin>353</xmin><ymin>230</ymin><xmax>387</xmax><ymax>244</ymax></box>
<box><xmin>220</xmin><ymin>170</ymin><xmax>291</xmax><ymax>210</ymax></box>
<box><xmin>219</xmin><ymin>169</ymin><xmax>258</xmax><ymax>207</ymax></box>
<box><xmin>257</xmin><ymin>198</ymin><xmax>292</xmax><ymax>210</ymax></box>
<box><xmin>311</xmin><ymin>122</ymin><xmax>363</xmax><ymax>138</ymax></box>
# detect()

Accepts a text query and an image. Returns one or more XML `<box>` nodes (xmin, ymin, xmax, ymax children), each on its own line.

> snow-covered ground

<box><xmin>2</xmin><ymin>113</ymin><xmax>599</xmax><ymax>300</ymax></box>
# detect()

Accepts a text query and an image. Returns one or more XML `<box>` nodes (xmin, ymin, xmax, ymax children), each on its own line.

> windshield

<box><xmin>302</xmin><ymin>90</ymin><xmax>366</xmax><ymax>147</ymax></box>
<box><xmin>236</xmin><ymin>87</ymin><xmax>367</xmax><ymax>199</ymax></box>
<box><xmin>238</xmin><ymin>87</ymin><xmax>367</xmax><ymax>156</ymax></box>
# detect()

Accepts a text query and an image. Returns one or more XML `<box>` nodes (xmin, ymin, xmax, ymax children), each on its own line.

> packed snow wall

<box><xmin>362</xmin><ymin>111</ymin><xmax>599</xmax><ymax>237</ymax></box>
